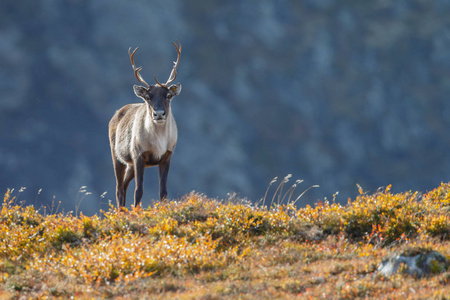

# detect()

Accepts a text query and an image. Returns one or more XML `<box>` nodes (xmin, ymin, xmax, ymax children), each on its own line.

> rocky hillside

<box><xmin>1</xmin><ymin>1</ymin><xmax>450</xmax><ymax>213</ymax></box>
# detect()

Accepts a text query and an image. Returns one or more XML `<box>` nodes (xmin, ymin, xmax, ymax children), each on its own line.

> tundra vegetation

<box><xmin>1</xmin><ymin>181</ymin><xmax>450</xmax><ymax>299</ymax></box>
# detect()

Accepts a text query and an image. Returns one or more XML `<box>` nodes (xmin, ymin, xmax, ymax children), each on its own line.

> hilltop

<box><xmin>1</xmin><ymin>182</ymin><xmax>450</xmax><ymax>299</ymax></box>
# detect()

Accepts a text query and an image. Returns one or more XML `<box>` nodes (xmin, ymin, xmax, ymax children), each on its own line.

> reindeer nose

<box><xmin>152</xmin><ymin>110</ymin><xmax>166</xmax><ymax>120</ymax></box>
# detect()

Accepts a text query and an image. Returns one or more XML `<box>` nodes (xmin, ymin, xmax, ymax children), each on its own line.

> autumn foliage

<box><xmin>1</xmin><ymin>183</ymin><xmax>450</xmax><ymax>298</ymax></box>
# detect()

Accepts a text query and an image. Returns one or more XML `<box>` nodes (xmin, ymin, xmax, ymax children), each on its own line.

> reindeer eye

<box><xmin>166</xmin><ymin>94</ymin><xmax>173</xmax><ymax>100</ymax></box>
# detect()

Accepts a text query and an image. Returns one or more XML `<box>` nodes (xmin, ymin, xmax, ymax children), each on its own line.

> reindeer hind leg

<box><xmin>123</xmin><ymin>165</ymin><xmax>135</xmax><ymax>206</ymax></box>
<box><xmin>113</xmin><ymin>158</ymin><xmax>127</xmax><ymax>207</ymax></box>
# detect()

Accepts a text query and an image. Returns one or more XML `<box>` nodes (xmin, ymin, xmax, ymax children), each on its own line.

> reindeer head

<box><xmin>129</xmin><ymin>42</ymin><xmax>182</xmax><ymax>124</ymax></box>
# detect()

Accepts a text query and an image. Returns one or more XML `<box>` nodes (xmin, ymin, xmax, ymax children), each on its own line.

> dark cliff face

<box><xmin>1</xmin><ymin>1</ymin><xmax>450</xmax><ymax>213</ymax></box>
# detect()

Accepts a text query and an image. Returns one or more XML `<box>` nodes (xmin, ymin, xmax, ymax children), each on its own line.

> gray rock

<box><xmin>378</xmin><ymin>250</ymin><xmax>449</xmax><ymax>277</ymax></box>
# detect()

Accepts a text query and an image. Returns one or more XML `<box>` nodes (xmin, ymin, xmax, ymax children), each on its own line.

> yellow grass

<box><xmin>1</xmin><ymin>184</ymin><xmax>450</xmax><ymax>299</ymax></box>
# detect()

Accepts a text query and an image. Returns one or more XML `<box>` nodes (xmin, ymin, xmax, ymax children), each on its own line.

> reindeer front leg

<box><xmin>158</xmin><ymin>151</ymin><xmax>172</xmax><ymax>201</ymax></box>
<box><xmin>133</xmin><ymin>156</ymin><xmax>145</xmax><ymax>207</ymax></box>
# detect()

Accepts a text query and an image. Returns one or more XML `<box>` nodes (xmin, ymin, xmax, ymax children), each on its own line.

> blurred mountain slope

<box><xmin>1</xmin><ymin>0</ymin><xmax>450</xmax><ymax>213</ymax></box>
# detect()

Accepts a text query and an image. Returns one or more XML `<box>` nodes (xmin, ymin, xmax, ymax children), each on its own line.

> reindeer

<box><xmin>109</xmin><ymin>41</ymin><xmax>182</xmax><ymax>207</ymax></box>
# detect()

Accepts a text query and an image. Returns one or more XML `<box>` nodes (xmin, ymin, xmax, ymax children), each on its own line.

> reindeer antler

<box><xmin>128</xmin><ymin>47</ymin><xmax>150</xmax><ymax>89</ymax></box>
<box><xmin>154</xmin><ymin>41</ymin><xmax>182</xmax><ymax>87</ymax></box>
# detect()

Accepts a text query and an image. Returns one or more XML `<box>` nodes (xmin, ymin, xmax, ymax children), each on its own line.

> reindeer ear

<box><xmin>133</xmin><ymin>85</ymin><xmax>148</xmax><ymax>100</ymax></box>
<box><xmin>168</xmin><ymin>83</ymin><xmax>182</xmax><ymax>96</ymax></box>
